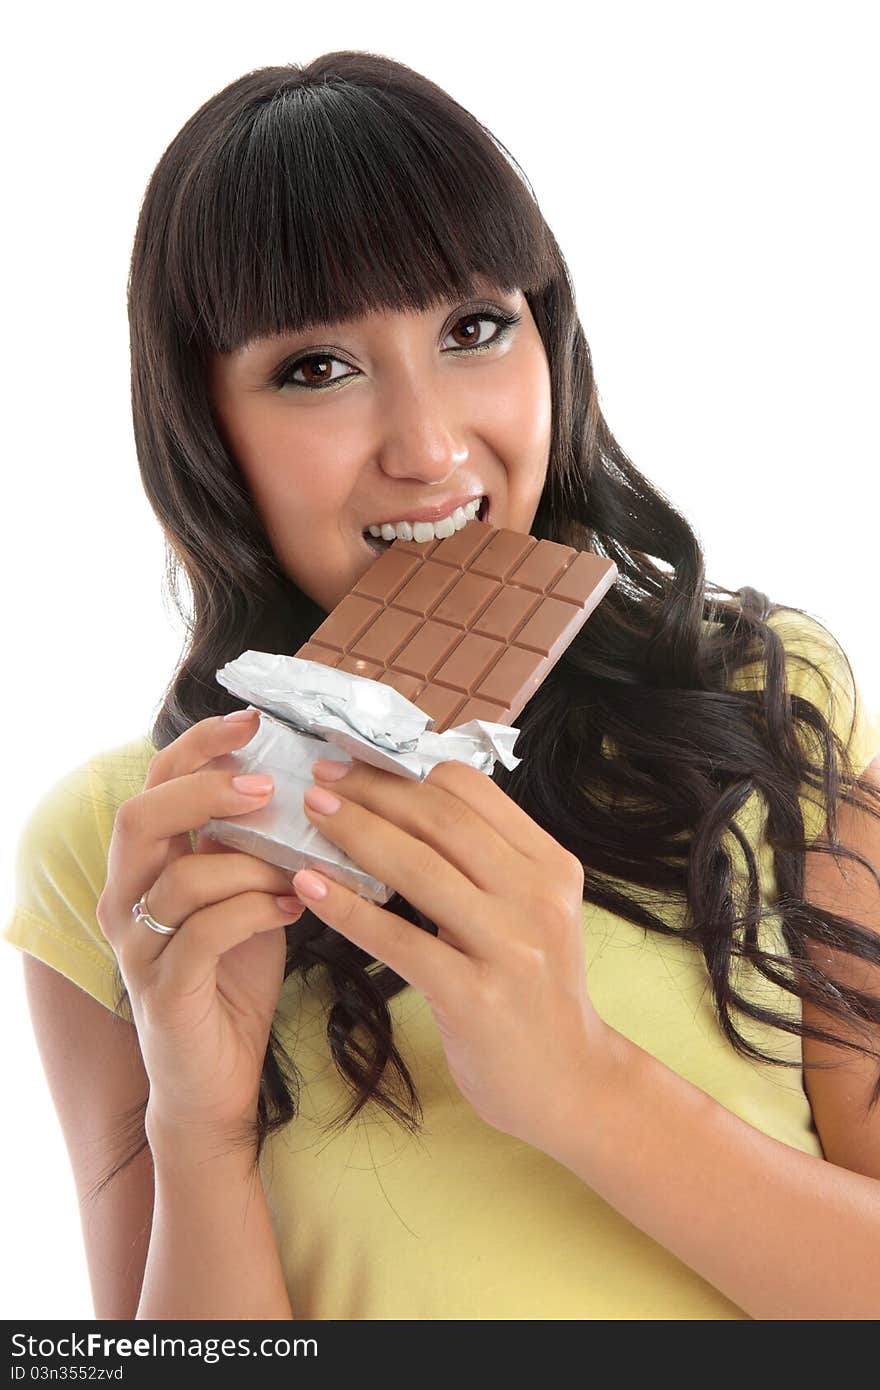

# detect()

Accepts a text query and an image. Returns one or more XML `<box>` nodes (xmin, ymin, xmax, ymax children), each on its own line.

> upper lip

<box><xmin>363</xmin><ymin>492</ymin><xmax>484</xmax><ymax>528</ymax></box>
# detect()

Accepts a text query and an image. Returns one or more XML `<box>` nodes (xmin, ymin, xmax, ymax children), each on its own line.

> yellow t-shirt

<box><xmin>4</xmin><ymin>611</ymin><xmax>880</xmax><ymax>1320</ymax></box>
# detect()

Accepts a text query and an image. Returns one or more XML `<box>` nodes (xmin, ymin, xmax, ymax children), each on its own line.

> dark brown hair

<box><xmin>92</xmin><ymin>51</ymin><xmax>880</xmax><ymax>1199</ymax></box>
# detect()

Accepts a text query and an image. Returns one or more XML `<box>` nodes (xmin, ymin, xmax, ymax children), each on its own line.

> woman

<box><xmin>7</xmin><ymin>52</ymin><xmax>880</xmax><ymax>1321</ymax></box>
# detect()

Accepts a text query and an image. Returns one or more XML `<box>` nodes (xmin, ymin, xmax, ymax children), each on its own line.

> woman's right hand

<box><xmin>96</xmin><ymin>710</ymin><xmax>308</xmax><ymax>1151</ymax></box>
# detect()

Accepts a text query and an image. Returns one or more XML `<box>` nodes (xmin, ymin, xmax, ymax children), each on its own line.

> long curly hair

<box><xmin>93</xmin><ymin>51</ymin><xmax>880</xmax><ymax>1199</ymax></box>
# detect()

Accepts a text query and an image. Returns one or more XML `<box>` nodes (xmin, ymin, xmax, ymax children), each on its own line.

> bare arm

<box><xmin>22</xmin><ymin>955</ymin><xmax>153</xmax><ymax>1320</ymax></box>
<box><xmin>22</xmin><ymin>955</ymin><xmax>292</xmax><ymax>1321</ymax></box>
<box><xmin>139</xmin><ymin>1117</ymin><xmax>294</xmax><ymax>1321</ymax></box>
<box><xmin>536</xmin><ymin>756</ymin><xmax>880</xmax><ymax>1320</ymax></box>
<box><xmin>544</xmin><ymin>1025</ymin><xmax>880</xmax><ymax>1320</ymax></box>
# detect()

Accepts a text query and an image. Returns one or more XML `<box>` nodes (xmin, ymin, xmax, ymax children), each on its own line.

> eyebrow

<box><xmin>237</xmin><ymin>285</ymin><xmax>520</xmax><ymax>356</ymax></box>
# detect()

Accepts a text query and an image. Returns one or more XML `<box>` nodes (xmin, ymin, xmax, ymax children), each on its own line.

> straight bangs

<box><xmin>167</xmin><ymin>79</ymin><xmax>558</xmax><ymax>356</ymax></box>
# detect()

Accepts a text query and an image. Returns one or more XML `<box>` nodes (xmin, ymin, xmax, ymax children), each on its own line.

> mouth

<box><xmin>361</xmin><ymin>494</ymin><xmax>490</xmax><ymax>558</ymax></box>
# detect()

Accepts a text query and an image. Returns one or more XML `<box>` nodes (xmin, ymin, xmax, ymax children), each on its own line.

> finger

<box><xmin>101</xmin><ymin>764</ymin><xmax>276</xmax><ymax>952</ymax></box>
<box><xmin>144</xmin><ymin>709</ymin><xmax>262</xmax><ymax>867</ymax></box>
<box><xmin>289</xmin><ymin>869</ymin><xmax>470</xmax><ymax>1002</ymax></box>
<box><xmin>310</xmin><ymin>757</ymin><xmax>519</xmax><ymax>892</ymax></box>
<box><xmin>314</xmin><ymin>755</ymin><xmax>565</xmax><ymax>868</ymax></box>
<box><xmin>301</xmin><ymin>787</ymin><xmax>490</xmax><ymax>956</ymax></box>
<box><xmin>122</xmin><ymin>851</ymin><xmax>299</xmax><ymax>967</ymax></box>
<box><xmin>143</xmin><ymin>710</ymin><xmax>262</xmax><ymax>792</ymax></box>
<box><xmin>150</xmin><ymin>890</ymin><xmax>306</xmax><ymax>995</ymax></box>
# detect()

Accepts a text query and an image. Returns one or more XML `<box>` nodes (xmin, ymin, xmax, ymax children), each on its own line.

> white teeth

<box><xmin>365</xmin><ymin>497</ymin><xmax>484</xmax><ymax>544</ymax></box>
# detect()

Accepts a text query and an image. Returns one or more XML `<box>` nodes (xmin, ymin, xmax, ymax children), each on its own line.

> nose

<box><xmin>375</xmin><ymin>380</ymin><xmax>469</xmax><ymax>485</ymax></box>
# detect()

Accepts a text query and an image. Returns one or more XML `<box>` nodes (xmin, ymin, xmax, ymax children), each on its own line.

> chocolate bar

<box><xmin>295</xmin><ymin>521</ymin><xmax>617</xmax><ymax>732</ymax></box>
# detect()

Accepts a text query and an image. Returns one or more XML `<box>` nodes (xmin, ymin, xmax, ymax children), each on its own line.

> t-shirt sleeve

<box><xmin>2</xmin><ymin>746</ymin><xmax>150</xmax><ymax>1020</ymax></box>
<box><xmin>768</xmin><ymin>610</ymin><xmax>880</xmax><ymax>842</ymax></box>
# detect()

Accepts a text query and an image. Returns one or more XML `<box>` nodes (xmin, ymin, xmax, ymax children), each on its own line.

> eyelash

<box><xmin>269</xmin><ymin>308</ymin><xmax>523</xmax><ymax>392</ymax></box>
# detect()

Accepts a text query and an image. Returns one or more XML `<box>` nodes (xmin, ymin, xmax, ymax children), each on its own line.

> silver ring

<box><xmin>132</xmin><ymin>892</ymin><xmax>178</xmax><ymax>935</ymax></box>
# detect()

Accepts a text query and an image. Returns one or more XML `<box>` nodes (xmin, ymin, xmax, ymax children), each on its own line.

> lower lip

<box><xmin>361</xmin><ymin>496</ymin><xmax>490</xmax><ymax>558</ymax></box>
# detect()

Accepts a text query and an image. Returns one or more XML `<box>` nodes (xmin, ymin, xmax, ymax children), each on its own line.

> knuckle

<box><xmin>561</xmin><ymin>851</ymin><xmax>585</xmax><ymax>895</ymax></box>
<box><xmin>425</xmin><ymin>759</ymin><xmax>473</xmax><ymax>792</ymax></box>
<box><xmin>113</xmin><ymin>794</ymin><xmax>144</xmax><ymax>837</ymax></box>
<box><xmin>430</xmin><ymin>795</ymin><xmax>472</xmax><ymax>837</ymax></box>
<box><xmin>95</xmin><ymin>890</ymin><xmax>113</xmax><ymax>936</ymax></box>
<box><xmin>331</xmin><ymin>887</ymin><xmax>367</xmax><ymax>938</ymax></box>
<box><xmin>96</xmin><ymin>892</ymin><xmax>134</xmax><ymax>961</ymax></box>
<box><xmin>526</xmin><ymin>879</ymin><xmax>574</xmax><ymax>931</ymax></box>
<box><xmin>506</xmin><ymin>936</ymin><xmax>550</xmax><ymax>975</ymax></box>
<box><xmin>144</xmin><ymin>750</ymin><xmax>168</xmax><ymax>789</ymax></box>
<box><xmin>385</xmin><ymin>912</ymin><xmax>413</xmax><ymax>957</ymax></box>
<box><xmin>240</xmin><ymin>853</ymin><xmax>290</xmax><ymax>891</ymax></box>
<box><xmin>471</xmin><ymin>958</ymin><xmax>504</xmax><ymax>1013</ymax></box>
<box><xmin>406</xmin><ymin>838</ymin><xmax>440</xmax><ymax>880</ymax></box>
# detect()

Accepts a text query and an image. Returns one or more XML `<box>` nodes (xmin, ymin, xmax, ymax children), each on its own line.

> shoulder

<box><xmin>731</xmin><ymin>608</ymin><xmax>880</xmax><ymax>778</ymax></box>
<box><xmin>12</xmin><ymin>733</ymin><xmax>155</xmax><ymax>919</ymax></box>
<box><xmin>84</xmin><ymin>735</ymin><xmax>158</xmax><ymax>837</ymax></box>
<box><xmin>23</xmin><ymin>734</ymin><xmax>156</xmax><ymax>854</ymax></box>
<box><xmin>6</xmin><ymin>735</ymin><xmax>155</xmax><ymax>1016</ymax></box>
<box><xmin>730</xmin><ymin>607</ymin><xmax>853</xmax><ymax>691</ymax></box>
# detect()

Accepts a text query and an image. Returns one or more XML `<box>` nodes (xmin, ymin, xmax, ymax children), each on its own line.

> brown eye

<box><xmin>297</xmin><ymin>357</ymin><xmax>334</xmax><ymax>386</ymax></box>
<box><xmin>449</xmin><ymin>316</ymin><xmax>483</xmax><ymax>346</ymax></box>
<box><xmin>446</xmin><ymin>314</ymin><xmax>500</xmax><ymax>350</ymax></box>
<box><xmin>274</xmin><ymin>352</ymin><xmax>357</xmax><ymax>391</ymax></box>
<box><xmin>273</xmin><ymin>309</ymin><xmax>521</xmax><ymax>392</ymax></box>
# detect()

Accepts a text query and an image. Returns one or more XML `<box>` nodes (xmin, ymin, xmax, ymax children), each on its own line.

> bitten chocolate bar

<box><xmin>295</xmin><ymin>521</ymin><xmax>617</xmax><ymax>732</ymax></box>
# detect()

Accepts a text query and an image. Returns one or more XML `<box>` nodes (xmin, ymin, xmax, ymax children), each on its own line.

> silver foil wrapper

<box><xmin>201</xmin><ymin>652</ymin><xmax>522</xmax><ymax>904</ymax></box>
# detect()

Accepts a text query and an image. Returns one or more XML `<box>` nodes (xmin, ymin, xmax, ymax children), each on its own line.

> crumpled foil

<box><xmin>201</xmin><ymin>652</ymin><xmax>522</xmax><ymax>904</ymax></box>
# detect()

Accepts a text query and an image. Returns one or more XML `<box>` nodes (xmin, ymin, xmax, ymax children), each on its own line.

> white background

<box><xmin>3</xmin><ymin>0</ymin><xmax>878</xmax><ymax>1320</ymax></box>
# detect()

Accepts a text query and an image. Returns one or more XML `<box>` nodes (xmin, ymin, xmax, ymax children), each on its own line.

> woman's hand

<box><xmin>282</xmin><ymin>756</ymin><xmax>615</xmax><ymax>1154</ymax></box>
<box><xmin>96</xmin><ymin>711</ymin><xmax>307</xmax><ymax>1151</ymax></box>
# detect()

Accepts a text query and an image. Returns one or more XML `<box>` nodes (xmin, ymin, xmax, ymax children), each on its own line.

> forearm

<box><xmin>547</xmin><ymin>1028</ymin><xmax>880</xmax><ymax>1320</ymax></box>
<box><xmin>138</xmin><ymin>1123</ymin><xmax>293</xmax><ymax>1321</ymax></box>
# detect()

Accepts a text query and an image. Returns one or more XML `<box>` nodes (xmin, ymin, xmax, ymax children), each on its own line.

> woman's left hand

<box><xmin>281</xmin><ymin>755</ymin><xmax>617</xmax><ymax>1154</ymax></box>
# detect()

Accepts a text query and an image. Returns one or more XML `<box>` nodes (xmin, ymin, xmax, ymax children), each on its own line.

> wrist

<box><xmin>145</xmin><ymin>1103</ymin><xmax>260</xmax><ymax>1175</ymax></box>
<box><xmin>541</xmin><ymin>1018</ymin><xmax>634</xmax><ymax>1173</ymax></box>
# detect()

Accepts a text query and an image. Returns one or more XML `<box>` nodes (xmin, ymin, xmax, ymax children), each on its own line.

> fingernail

<box><xmin>232</xmin><ymin>773</ymin><xmax>274</xmax><ymax>796</ymax></box>
<box><xmin>276</xmin><ymin>895</ymin><xmax>306</xmax><ymax>914</ymax></box>
<box><xmin>292</xmin><ymin>870</ymin><xmax>329</xmax><ymax>900</ymax></box>
<box><xmin>304</xmin><ymin>785</ymin><xmax>342</xmax><ymax>815</ymax></box>
<box><xmin>224</xmin><ymin>708</ymin><xmax>258</xmax><ymax>722</ymax></box>
<box><xmin>312</xmin><ymin>759</ymin><xmax>351</xmax><ymax>781</ymax></box>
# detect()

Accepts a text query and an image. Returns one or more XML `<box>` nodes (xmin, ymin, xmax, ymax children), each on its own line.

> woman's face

<box><xmin>207</xmin><ymin>278</ymin><xmax>553</xmax><ymax>613</ymax></box>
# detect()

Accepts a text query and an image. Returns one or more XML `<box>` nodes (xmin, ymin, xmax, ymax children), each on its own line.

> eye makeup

<box><xmin>265</xmin><ymin>302</ymin><xmax>523</xmax><ymax>393</ymax></box>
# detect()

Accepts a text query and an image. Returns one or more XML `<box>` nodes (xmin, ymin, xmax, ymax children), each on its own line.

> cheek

<box><xmin>505</xmin><ymin>352</ymin><xmax>552</xmax><ymax>483</ymax></box>
<box><xmin>220</xmin><ymin>398</ymin><xmax>349</xmax><ymax>518</ymax></box>
<box><xmin>522</xmin><ymin>350</ymin><xmax>553</xmax><ymax>449</ymax></box>
<box><xmin>243</xmin><ymin>442</ymin><xmax>352</xmax><ymax>530</ymax></box>
<box><xmin>492</xmin><ymin>336</ymin><xmax>552</xmax><ymax>441</ymax></box>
